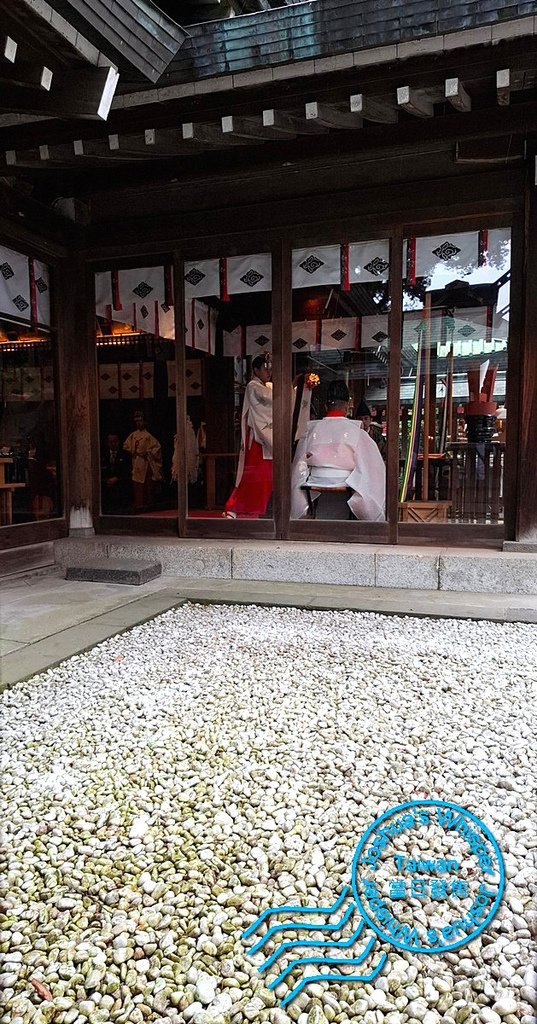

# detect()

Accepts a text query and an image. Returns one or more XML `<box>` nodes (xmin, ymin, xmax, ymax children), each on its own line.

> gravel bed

<box><xmin>1</xmin><ymin>603</ymin><xmax>536</xmax><ymax>1024</ymax></box>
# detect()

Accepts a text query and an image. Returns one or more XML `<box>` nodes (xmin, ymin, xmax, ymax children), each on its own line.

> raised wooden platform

<box><xmin>65</xmin><ymin>559</ymin><xmax>162</xmax><ymax>585</ymax></box>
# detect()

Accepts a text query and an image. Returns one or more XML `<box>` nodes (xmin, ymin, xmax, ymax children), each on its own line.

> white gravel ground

<box><xmin>1</xmin><ymin>603</ymin><xmax>536</xmax><ymax>1024</ymax></box>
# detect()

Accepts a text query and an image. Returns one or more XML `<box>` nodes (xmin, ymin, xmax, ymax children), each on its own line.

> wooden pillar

<box><xmin>173</xmin><ymin>252</ymin><xmax>186</xmax><ymax>534</ymax></box>
<box><xmin>387</xmin><ymin>227</ymin><xmax>403</xmax><ymax>543</ymax></box>
<box><xmin>422</xmin><ymin>292</ymin><xmax>432</xmax><ymax>500</ymax></box>
<box><xmin>57</xmin><ymin>256</ymin><xmax>98</xmax><ymax>535</ymax></box>
<box><xmin>512</xmin><ymin>181</ymin><xmax>537</xmax><ymax>541</ymax></box>
<box><xmin>273</xmin><ymin>238</ymin><xmax>291</xmax><ymax>539</ymax></box>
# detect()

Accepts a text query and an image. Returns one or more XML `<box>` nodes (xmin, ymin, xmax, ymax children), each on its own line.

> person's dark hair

<box><xmin>356</xmin><ymin>399</ymin><xmax>371</xmax><ymax>418</ymax></box>
<box><xmin>252</xmin><ymin>354</ymin><xmax>269</xmax><ymax>371</ymax></box>
<box><xmin>326</xmin><ymin>380</ymin><xmax>350</xmax><ymax>407</ymax></box>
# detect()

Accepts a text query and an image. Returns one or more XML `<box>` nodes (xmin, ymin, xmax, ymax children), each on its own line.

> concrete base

<box><xmin>54</xmin><ymin>536</ymin><xmax>537</xmax><ymax>596</ymax></box>
<box><xmin>65</xmin><ymin>559</ymin><xmax>162</xmax><ymax>585</ymax></box>
<box><xmin>503</xmin><ymin>541</ymin><xmax>537</xmax><ymax>553</ymax></box>
<box><xmin>0</xmin><ymin>542</ymin><xmax>55</xmax><ymax>578</ymax></box>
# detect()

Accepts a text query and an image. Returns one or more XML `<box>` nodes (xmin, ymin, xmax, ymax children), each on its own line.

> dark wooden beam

<box><xmin>397</xmin><ymin>86</ymin><xmax>434</xmax><ymax>118</ymax></box>
<box><xmin>445</xmin><ymin>77</ymin><xmax>471</xmax><ymax>112</ymax></box>
<box><xmin>182</xmin><ymin>122</ymin><xmax>248</xmax><ymax>147</ymax></box>
<box><xmin>0</xmin><ymin>62</ymin><xmax>53</xmax><ymax>91</ymax></box>
<box><xmin>350</xmin><ymin>93</ymin><xmax>398</xmax><ymax>124</ymax></box>
<box><xmin>263</xmin><ymin>109</ymin><xmax>322</xmax><ymax>135</ymax></box>
<box><xmin>305</xmin><ymin>100</ymin><xmax>362</xmax><ymax>129</ymax></box>
<box><xmin>496</xmin><ymin>69</ymin><xmax>511</xmax><ymax>106</ymax></box>
<box><xmin>0</xmin><ymin>66</ymin><xmax>118</xmax><ymax>120</ymax></box>
<box><xmin>221</xmin><ymin>115</ymin><xmax>269</xmax><ymax>141</ymax></box>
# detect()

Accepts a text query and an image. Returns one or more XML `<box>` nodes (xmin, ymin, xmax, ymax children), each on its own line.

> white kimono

<box><xmin>291</xmin><ymin>416</ymin><xmax>386</xmax><ymax>521</ymax></box>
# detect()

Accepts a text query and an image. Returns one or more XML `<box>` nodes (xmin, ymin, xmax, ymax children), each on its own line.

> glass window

<box><xmin>290</xmin><ymin>240</ymin><xmax>389</xmax><ymax>521</ymax></box>
<box><xmin>0</xmin><ymin>245</ymin><xmax>61</xmax><ymax>526</ymax></box>
<box><xmin>95</xmin><ymin>266</ymin><xmax>177</xmax><ymax>517</ymax></box>
<box><xmin>183</xmin><ymin>254</ymin><xmax>273</xmax><ymax>520</ymax></box>
<box><xmin>400</xmin><ymin>229</ymin><xmax>510</xmax><ymax>525</ymax></box>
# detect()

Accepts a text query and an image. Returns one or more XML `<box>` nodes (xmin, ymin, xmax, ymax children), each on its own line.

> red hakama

<box><xmin>224</xmin><ymin>431</ymin><xmax>272</xmax><ymax>518</ymax></box>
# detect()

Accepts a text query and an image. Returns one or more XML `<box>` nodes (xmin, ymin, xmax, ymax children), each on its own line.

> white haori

<box><xmin>291</xmin><ymin>416</ymin><xmax>386</xmax><ymax>521</ymax></box>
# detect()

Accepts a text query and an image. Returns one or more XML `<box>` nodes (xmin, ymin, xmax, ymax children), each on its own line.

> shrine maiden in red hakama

<box><xmin>291</xmin><ymin>411</ymin><xmax>386</xmax><ymax>521</ymax></box>
<box><xmin>224</xmin><ymin>359</ymin><xmax>273</xmax><ymax>519</ymax></box>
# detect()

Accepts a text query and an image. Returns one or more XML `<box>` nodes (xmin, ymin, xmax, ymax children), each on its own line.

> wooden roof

<box><xmin>1</xmin><ymin>0</ymin><xmax>536</xmax><ymax>202</ymax></box>
<box><xmin>0</xmin><ymin>0</ymin><xmax>188</xmax><ymax>127</ymax></box>
<box><xmin>163</xmin><ymin>0</ymin><xmax>537</xmax><ymax>83</ymax></box>
<box><xmin>47</xmin><ymin>0</ymin><xmax>188</xmax><ymax>83</ymax></box>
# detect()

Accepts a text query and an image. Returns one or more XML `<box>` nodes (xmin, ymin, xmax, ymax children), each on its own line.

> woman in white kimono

<box><xmin>223</xmin><ymin>354</ymin><xmax>274</xmax><ymax>519</ymax></box>
<box><xmin>291</xmin><ymin>381</ymin><xmax>386</xmax><ymax>521</ymax></box>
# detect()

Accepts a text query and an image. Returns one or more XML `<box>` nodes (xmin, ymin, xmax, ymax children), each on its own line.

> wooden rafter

<box><xmin>305</xmin><ymin>101</ymin><xmax>362</xmax><ymax>129</ymax></box>
<box><xmin>0</xmin><ymin>66</ymin><xmax>119</xmax><ymax>120</ymax></box>
<box><xmin>350</xmin><ymin>94</ymin><xmax>398</xmax><ymax>124</ymax></box>
<box><xmin>397</xmin><ymin>86</ymin><xmax>434</xmax><ymax>117</ymax></box>
<box><xmin>445</xmin><ymin>77</ymin><xmax>471</xmax><ymax>112</ymax></box>
<box><xmin>496</xmin><ymin>69</ymin><xmax>511</xmax><ymax>106</ymax></box>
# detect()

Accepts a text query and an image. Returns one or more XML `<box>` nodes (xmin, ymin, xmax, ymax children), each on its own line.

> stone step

<box><xmin>65</xmin><ymin>559</ymin><xmax>161</xmax><ymax>585</ymax></box>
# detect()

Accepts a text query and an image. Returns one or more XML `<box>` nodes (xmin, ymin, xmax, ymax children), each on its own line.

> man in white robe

<box><xmin>291</xmin><ymin>381</ymin><xmax>386</xmax><ymax>521</ymax></box>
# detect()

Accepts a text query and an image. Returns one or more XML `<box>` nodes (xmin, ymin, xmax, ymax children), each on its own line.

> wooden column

<box><xmin>512</xmin><ymin>189</ymin><xmax>536</xmax><ymax>540</ymax></box>
<box><xmin>422</xmin><ymin>292</ymin><xmax>432</xmax><ymax>500</ymax></box>
<box><xmin>387</xmin><ymin>227</ymin><xmax>403</xmax><ymax>543</ymax></box>
<box><xmin>57</xmin><ymin>256</ymin><xmax>98</xmax><ymax>535</ymax></box>
<box><xmin>272</xmin><ymin>239</ymin><xmax>291</xmax><ymax>540</ymax></box>
<box><xmin>173</xmin><ymin>253</ymin><xmax>187</xmax><ymax>535</ymax></box>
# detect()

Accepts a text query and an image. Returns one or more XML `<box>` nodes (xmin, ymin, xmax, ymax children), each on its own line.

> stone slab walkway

<box><xmin>2</xmin><ymin>572</ymin><xmax>537</xmax><ymax>689</ymax></box>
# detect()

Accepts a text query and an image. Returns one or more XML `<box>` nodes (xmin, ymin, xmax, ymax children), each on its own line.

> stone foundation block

<box><xmin>376</xmin><ymin>550</ymin><xmax>439</xmax><ymax>590</ymax></box>
<box><xmin>231</xmin><ymin>542</ymin><xmax>376</xmax><ymax>586</ymax></box>
<box><xmin>440</xmin><ymin>553</ymin><xmax>537</xmax><ymax>594</ymax></box>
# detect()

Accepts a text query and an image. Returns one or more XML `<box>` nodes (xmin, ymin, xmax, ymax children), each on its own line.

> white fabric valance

<box><xmin>184</xmin><ymin>255</ymin><xmax>272</xmax><ymax>299</ymax></box>
<box><xmin>292</xmin><ymin>241</ymin><xmax>390</xmax><ymax>289</ymax></box>
<box><xmin>321</xmin><ymin>317</ymin><xmax>359</xmax><ymax>350</ymax></box>
<box><xmin>291</xmin><ymin>320</ymin><xmax>318</xmax><ymax>352</ymax></box>
<box><xmin>292</xmin><ymin>246</ymin><xmax>341</xmax><ymax>289</ymax></box>
<box><xmin>349</xmin><ymin>241</ymin><xmax>390</xmax><ymax>283</ymax></box>
<box><xmin>0</xmin><ymin>244</ymin><xmax>51</xmax><ymax>327</ymax></box>
<box><xmin>405</xmin><ymin>229</ymin><xmax>509</xmax><ymax>282</ymax></box>
<box><xmin>246</xmin><ymin>323</ymin><xmax>272</xmax><ymax>355</ymax></box>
